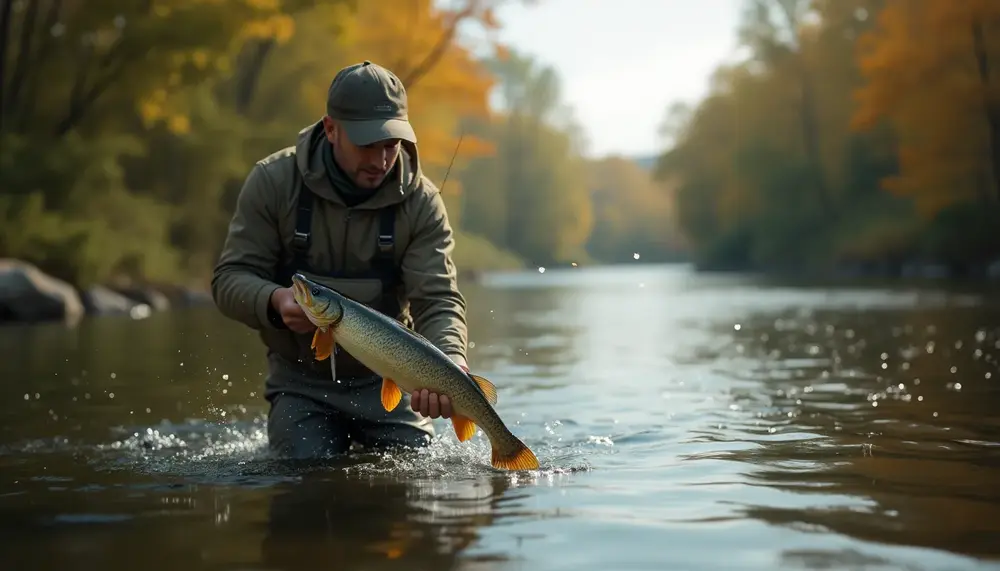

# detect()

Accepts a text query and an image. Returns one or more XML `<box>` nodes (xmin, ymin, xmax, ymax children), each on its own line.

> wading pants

<box><xmin>263</xmin><ymin>354</ymin><xmax>435</xmax><ymax>459</ymax></box>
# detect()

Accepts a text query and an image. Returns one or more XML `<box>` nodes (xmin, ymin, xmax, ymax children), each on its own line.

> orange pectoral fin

<box><xmin>451</xmin><ymin>415</ymin><xmax>477</xmax><ymax>442</ymax></box>
<box><xmin>381</xmin><ymin>378</ymin><xmax>402</xmax><ymax>411</ymax></box>
<box><xmin>312</xmin><ymin>327</ymin><xmax>334</xmax><ymax>361</ymax></box>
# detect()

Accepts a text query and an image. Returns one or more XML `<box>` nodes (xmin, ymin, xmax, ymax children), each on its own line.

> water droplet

<box><xmin>633</xmin><ymin>253</ymin><xmax>640</xmax><ymax>260</ymax></box>
<box><xmin>222</xmin><ymin>374</ymin><xmax>229</xmax><ymax>381</ymax></box>
<box><xmin>537</xmin><ymin>267</ymin><xmax>545</xmax><ymax>273</ymax></box>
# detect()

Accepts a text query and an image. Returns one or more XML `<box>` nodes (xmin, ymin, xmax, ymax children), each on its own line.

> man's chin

<box><xmin>355</xmin><ymin>173</ymin><xmax>385</xmax><ymax>189</ymax></box>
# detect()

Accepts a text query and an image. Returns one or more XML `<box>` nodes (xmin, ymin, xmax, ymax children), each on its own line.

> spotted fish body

<box><xmin>291</xmin><ymin>273</ymin><xmax>539</xmax><ymax>471</ymax></box>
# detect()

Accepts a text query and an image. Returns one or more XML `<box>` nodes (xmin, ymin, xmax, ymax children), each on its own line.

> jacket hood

<box><xmin>294</xmin><ymin>119</ymin><xmax>423</xmax><ymax>210</ymax></box>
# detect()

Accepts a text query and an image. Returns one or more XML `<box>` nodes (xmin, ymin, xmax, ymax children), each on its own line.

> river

<box><xmin>1</xmin><ymin>264</ymin><xmax>998</xmax><ymax>570</ymax></box>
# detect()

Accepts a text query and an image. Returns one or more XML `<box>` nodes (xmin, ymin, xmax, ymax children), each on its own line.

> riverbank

<box><xmin>0</xmin><ymin>254</ymin><xmax>521</xmax><ymax>327</ymax></box>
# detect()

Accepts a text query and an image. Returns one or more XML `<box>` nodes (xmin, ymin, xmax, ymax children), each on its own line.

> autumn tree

<box><xmin>459</xmin><ymin>50</ymin><xmax>593</xmax><ymax>266</ymax></box>
<box><xmin>0</xmin><ymin>0</ymin><xmax>530</xmax><ymax>287</ymax></box>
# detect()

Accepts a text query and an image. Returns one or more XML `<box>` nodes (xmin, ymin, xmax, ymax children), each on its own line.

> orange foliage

<box><xmin>851</xmin><ymin>0</ymin><xmax>1000</xmax><ymax>216</ymax></box>
<box><xmin>336</xmin><ymin>0</ymin><xmax>503</xmax><ymax>189</ymax></box>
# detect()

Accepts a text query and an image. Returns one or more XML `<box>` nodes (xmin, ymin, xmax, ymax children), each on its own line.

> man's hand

<box><xmin>410</xmin><ymin>361</ymin><xmax>468</xmax><ymax>419</ymax></box>
<box><xmin>269</xmin><ymin>287</ymin><xmax>315</xmax><ymax>334</ymax></box>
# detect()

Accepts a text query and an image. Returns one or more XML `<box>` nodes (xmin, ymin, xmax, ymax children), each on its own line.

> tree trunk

<box><xmin>972</xmin><ymin>16</ymin><xmax>1000</xmax><ymax>204</ymax></box>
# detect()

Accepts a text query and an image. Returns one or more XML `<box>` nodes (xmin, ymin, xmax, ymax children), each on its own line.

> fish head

<box><xmin>291</xmin><ymin>273</ymin><xmax>344</xmax><ymax>328</ymax></box>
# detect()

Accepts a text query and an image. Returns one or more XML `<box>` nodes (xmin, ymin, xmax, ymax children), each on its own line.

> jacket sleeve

<box><xmin>211</xmin><ymin>164</ymin><xmax>287</xmax><ymax>331</ymax></box>
<box><xmin>401</xmin><ymin>188</ymin><xmax>469</xmax><ymax>367</ymax></box>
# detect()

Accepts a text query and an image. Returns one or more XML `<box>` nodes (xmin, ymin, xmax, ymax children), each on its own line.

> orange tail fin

<box><xmin>491</xmin><ymin>437</ymin><xmax>539</xmax><ymax>471</ymax></box>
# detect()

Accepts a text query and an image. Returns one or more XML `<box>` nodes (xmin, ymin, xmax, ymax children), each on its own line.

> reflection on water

<box><xmin>1</xmin><ymin>265</ymin><xmax>999</xmax><ymax>570</ymax></box>
<box><xmin>701</xmin><ymin>303</ymin><xmax>1000</xmax><ymax>561</ymax></box>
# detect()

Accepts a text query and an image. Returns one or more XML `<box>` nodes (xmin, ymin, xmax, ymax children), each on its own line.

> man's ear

<box><xmin>322</xmin><ymin>116</ymin><xmax>337</xmax><ymax>144</ymax></box>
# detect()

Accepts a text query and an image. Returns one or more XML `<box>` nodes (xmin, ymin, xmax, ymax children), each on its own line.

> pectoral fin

<box><xmin>381</xmin><ymin>378</ymin><xmax>402</xmax><ymax>411</ymax></box>
<box><xmin>451</xmin><ymin>415</ymin><xmax>477</xmax><ymax>442</ymax></box>
<box><xmin>311</xmin><ymin>327</ymin><xmax>334</xmax><ymax>361</ymax></box>
<box><xmin>468</xmin><ymin>373</ymin><xmax>498</xmax><ymax>406</ymax></box>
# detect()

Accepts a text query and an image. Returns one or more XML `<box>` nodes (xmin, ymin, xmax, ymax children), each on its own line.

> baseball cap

<box><xmin>325</xmin><ymin>60</ymin><xmax>417</xmax><ymax>146</ymax></box>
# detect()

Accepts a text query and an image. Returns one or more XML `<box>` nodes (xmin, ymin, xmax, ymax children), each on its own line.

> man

<box><xmin>211</xmin><ymin>60</ymin><xmax>469</xmax><ymax>459</ymax></box>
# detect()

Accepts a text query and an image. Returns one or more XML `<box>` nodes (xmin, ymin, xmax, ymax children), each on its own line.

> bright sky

<box><xmin>486</xmin><ymin>0</ymin><xmax>746</xmax><ymax>159</ymax></box>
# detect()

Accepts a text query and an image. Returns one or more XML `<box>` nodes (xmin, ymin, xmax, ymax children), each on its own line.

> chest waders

<box><xmin>274</xmin><ymin>167</ymin><xmax>402</xmax><ymax>380</ymax></box>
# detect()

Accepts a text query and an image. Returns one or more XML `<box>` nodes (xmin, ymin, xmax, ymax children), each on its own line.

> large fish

<box><xmin>290</xmin><ymin>273</ymin><xmax>539</xmax><ymax>471</ymax></box>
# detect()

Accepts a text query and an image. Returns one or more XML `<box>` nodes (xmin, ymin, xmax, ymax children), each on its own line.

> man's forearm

<box><xmin>211</xmin><ymin>266</ymin><xmax>285</xmax><ymax>331</ymax></box>
<box><xmin>410</xmin><ymin>291</ymin><xmax>469</xmax><ymax>366</ymax></box>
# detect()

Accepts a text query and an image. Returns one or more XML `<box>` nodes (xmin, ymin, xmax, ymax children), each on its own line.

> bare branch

<box><xmin>400</xmin><ymin>1</ymin><xmax>480</xmax><ymax>89</ymax></box>
<box><xmin>4</xmin><ymin>0</ymin><xmax>39</xmax><ymax>120</ymax></box>
<box><xmin>0</xmin><ymin>0</ymin><xmax>13</xmax><ymax>133</ymax></box>
<box><xmin>13</xmin><ymin>0</ymin><xmax>63</xmax><ymax>132</ymax></box>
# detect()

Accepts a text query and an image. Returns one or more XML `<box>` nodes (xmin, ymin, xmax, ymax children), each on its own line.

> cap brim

<box><xmin>341</xmin><ymin>118</ymin><xmax>416</xmax><ymax>146</ymax></box>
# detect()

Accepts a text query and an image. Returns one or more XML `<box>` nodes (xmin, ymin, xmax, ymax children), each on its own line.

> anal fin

<box><xmin>451</xmin><ymin>415</ymin><xmax>477</xmax><ymax>442</ymax></box>
<box><xmin>381</xmin><ymin>378</ymin><xmax>402</xmax><ymax>411</ymax></box>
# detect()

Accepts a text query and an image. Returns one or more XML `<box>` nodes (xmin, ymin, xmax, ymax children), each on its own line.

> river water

<box><xmin>1</xmin><ymin>264</ymin><xmax>998</xmax><ymax>571</ymax></box>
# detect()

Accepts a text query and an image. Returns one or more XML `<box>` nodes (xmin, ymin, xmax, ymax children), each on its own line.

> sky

<box><xmin>482</xmin><ymin>0</ymin><xmax>746</xmax><ymax>159</ymax></box>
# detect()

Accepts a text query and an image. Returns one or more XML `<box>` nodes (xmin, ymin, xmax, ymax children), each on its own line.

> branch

<box><xmin>53</xmin><ymin>37</ymin><xmax>130</xmax><ymax>136</ymax></box>
<box><xmin>232</xmin><ymin>38</ymin><xmax>276</xmax><ymax>116</ymax></box>
<box><xmin>13</xmin><ymin>0</ymin><xmax>63</xmax><ymax>133</ymax></box>
<box><xmin>4</xmin><ymin>0</ymin><xmax>39</xmax><ymax>120</ymax></box>
<box><xmin>400</xmin><ymin>1</ymin><xmax>480</xmax><ymax>89</ymax></box>
<box><xmin>0</xmin><ymin>0</ymin><xmax>13</xmax><ymax>133</ymax></box>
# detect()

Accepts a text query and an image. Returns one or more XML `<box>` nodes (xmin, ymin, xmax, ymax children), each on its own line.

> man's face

<box><xmin>324</xmin><ymin>117</ymin><xmax>401</xmax><ymax>190</ymax></box>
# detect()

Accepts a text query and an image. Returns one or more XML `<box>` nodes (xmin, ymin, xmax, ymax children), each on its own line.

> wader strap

<box><xmin>290</xmin><ymin>166</ymin><xmax>313</xmax><ymax>273</ymax></box>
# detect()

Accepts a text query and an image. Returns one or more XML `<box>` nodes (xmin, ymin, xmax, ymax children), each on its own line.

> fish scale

<box><xmin>291</xmin><ymin>272</ymin><xmax>539</xmax><ymax>471</ymax></box>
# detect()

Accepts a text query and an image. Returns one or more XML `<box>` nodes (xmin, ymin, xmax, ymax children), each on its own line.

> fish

<box><xmin>290</xmin><ymin>272</ymin><xmax>539</xmax><ymax>471</ymax></box>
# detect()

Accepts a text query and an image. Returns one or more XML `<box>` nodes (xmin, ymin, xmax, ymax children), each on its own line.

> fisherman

<box><xmin>211</xmin><ymin>60</ymin><xmax>469</xmax><ymax>459</ymax></box>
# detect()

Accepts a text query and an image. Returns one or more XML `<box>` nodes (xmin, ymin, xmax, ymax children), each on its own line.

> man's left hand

<box><xmin>410</xmin><ymin>362</ymin><xmax>468</xmax><ymax>419</ymax></box>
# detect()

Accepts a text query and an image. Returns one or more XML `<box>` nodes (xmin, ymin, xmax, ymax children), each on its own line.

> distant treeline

<box><xmin>654</xmin><ymin>0</ymin><xmax>1000</xmax><ymax>276</ymax></box>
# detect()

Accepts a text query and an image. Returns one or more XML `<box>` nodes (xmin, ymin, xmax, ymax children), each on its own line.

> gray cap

<box><xmin>325</xmin><ymin>60</ymin><xmax>417</xmax><ymax>145</ymax></box>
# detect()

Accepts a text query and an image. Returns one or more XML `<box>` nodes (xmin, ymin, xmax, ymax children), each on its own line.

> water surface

<box><xmin>2</xmin><ymin>265</ymin><xmax>999</xmax><ymax>570</ymax></box>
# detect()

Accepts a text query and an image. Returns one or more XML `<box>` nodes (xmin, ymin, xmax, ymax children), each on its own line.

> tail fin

<box><xmin>491</xmin><ymin>437</ymin><xmax>539</xmax><ymax>471</ymax></box>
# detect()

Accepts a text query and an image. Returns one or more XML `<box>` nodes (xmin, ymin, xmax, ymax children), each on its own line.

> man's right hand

<box><xmin>270</xmin><ymin>287</ymin><xmax>315</xmax><ymax>333</ymax></box>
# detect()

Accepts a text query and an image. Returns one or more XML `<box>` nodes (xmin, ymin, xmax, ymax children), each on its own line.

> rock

<box><xmin>149</xmin><ymin>283</ymin><xmax>212</xmax><ymax>308</ymax></box>
<box><xmin>113</xmin><ymin>286</ymin><xmax>171</xmax><ymax>311</ymax></box>
<box><xmin>80</xmin><ymin>286</ymin><xmax>152</xmax><ymax>319</ymax></box>
<box><xmin>987</xmin><ymin>260</ymin><xmax>1000</xmax><ymax>279</ymax></box>
<box><xmin>0</xmin><ymin>259</ymin><xmax>85</xmax><ymax>325</ymax></box>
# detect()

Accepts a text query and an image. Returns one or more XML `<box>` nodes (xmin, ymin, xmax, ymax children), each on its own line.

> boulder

<box><xmin>0</xmin><ymin>259</ymin><xmax>85</xmax><ymax>325</ymax></box>
<box><xmin>113</xmin><ymin>286</ymin><xmax>171</xmax><ymax>311</ymax></box>
<box><xmin>80</xmin><ymin>285</ymin><xmax>151</xmax><ymax>319</ymax></box>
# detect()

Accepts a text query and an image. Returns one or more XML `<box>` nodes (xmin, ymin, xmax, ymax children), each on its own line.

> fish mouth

<box><xmin>291</xmin><ymin>273</ymin><xmax>341</xmax><ymax>326</ymax></box>
<box><xmin>291</xmin><ymin>277</ymin><xmax>312</xmax><ymax>308</ymax></box>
